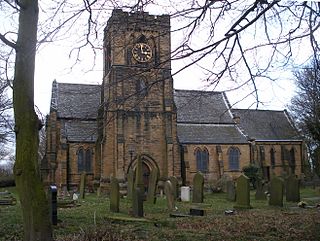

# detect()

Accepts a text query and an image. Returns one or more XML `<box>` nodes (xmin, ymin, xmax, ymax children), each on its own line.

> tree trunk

<box><xmin>13</xmin><ymin>0</ymin><xmax>52</xmax><ymax>240</ymax></box>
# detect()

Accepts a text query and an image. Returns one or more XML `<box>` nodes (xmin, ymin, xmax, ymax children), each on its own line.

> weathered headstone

<box><xmin>132</xmin><ymin>187</ymin><xmax>143</xmax><ymax>217</ymax></box>
<box><xmin>48</xmin><ymin>185</ymin><xmax>57</xmax><ymax>225</ymax></box>
<box><xmin>234</xmin><ymin>174</ymin><xmax>251</xmax><ymax>209</ymax></box>
<box><xmin>169</xmin><ymin>176</ymin><xmax>179</xmax><ymax>200</ymax></box>
<box><xmin>127</xmin><ymin>168</ymin><xmax>134</xmax><ymax>199</ymax></box>
<box><xmin>269</xmin><ymin>177</ymin><xmax>284</xmax><ymax>207</ymax></box>
<box><xmin>226</xmin><ymin>180</ymin><xmax>236</xmax><ymax>201</ymax></box>
<box><xmin>192</xmin><ymin>172</ymin><xmax>204</xmax><ymax>203</ymax></box>
<box><xmin>79</xmin><ymin>172</ymin><xmax>86</xmax><ymax>199</ymax></box>
<box><xmin>135</xmin><ymin>155</ymin><xmax>144</xmax><ymax>192</ymax></box>
<box><xmin>164</xmin><ymin>180</ymin><xmax>175</xmax><ymax>210</ymax></box>
<box><xmin>286</xmin><ymin>175</ymin><xmax>300</xmax><ymax>202</ymax></box>
<box><xmin>97</xmin><ymin>187</ymin><xmax>101</xmax><ymax>197</ymax></box>
<box><xmin>146</xmin><ymin>168</ymin><xmax>158</xmax><ymax>204</ymax></box>
<box><xmin>255</xmin><ymin>179</ymin><xmax>267</xmax><ymax>200</ymax></box>
<box><xmin>181</xmin><ymin>186</ymin><xmax>190</xmax><ymax>202</ymax></box>
<box><xmin>110</xmin><ymin>177</ymin><xmax>120</xmax><ymax>212</ymax></box>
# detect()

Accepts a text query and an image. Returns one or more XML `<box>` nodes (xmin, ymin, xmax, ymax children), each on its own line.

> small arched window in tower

<box><xmin>270</xmin><ymin>148</ymin><xmax>276</xmax><ymax>169</ymax></box>
<box><xmin>228</xmin><ymin>147</ymin><xmax>240</xmax><ymax>171</ymax></box>
<box><xmin>77</xmin><ymin>147</ymin><xmax>85</xmax><ymax>172</ymax></box>
<box><xmin>195</xmin><ymin>148</ymin><xmax>209</xmax><ymax>173</ymax></box>
<box><xmin>85</xmin><ymin>149</ymin><xmax>92</xmax><ymax>173</ymax></box>
<box><xmin>136</xmin><ymin>78</ymin><xmax>147</xmax><ymax>97</ymax></box>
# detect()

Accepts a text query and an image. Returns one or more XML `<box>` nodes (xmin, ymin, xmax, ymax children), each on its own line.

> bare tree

<box><xmin>0</xmin><ymin>0</ymin><xmax>52</xmax><ymax>240</ymax></box>
<box><xmin>289</xmin><ymin>57</ymin><xmax>320</xmax><ymax>176</ymax></box>
<box><xmin>33</xmin><ymin>1</ymin><xmax>320</xmax><ymax>107</ymax></box>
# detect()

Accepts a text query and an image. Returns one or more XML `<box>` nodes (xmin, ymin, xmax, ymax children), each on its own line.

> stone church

<box><xmin>42</xmin><ymin>9</ymin><xmax>306</xmax><ymax>190</ymax></box>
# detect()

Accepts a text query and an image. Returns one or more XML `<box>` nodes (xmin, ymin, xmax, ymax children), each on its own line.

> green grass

<box><xmin>0</xmin><ymin>187</ymin><xmax>319</xmax><ymax>241</ymax></box>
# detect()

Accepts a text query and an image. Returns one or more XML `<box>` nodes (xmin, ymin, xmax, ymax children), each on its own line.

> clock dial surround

<box><xmin>132</xmin><ymin>43</ymin><xmax>153</xmax><ymax>62</ymax></box>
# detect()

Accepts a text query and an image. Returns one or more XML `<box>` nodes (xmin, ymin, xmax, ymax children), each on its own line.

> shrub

<box><xmin>242</xmin><ymin>164</ymin><xmax>261</xmax><ymax>189</ymax></box>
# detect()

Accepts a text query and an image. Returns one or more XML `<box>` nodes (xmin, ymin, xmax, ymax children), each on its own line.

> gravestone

<box><xmin>192</xmin><ymin>172</ymin><xmax>204</xmax><ymax>203</ymax></box>
<box><xmin>286</xmin><ymin>175</ymin><xmax>300</xmax><ymax>202</ymax></box>
<box><xmin>132</xmin><ymin>187</ymin><xmax>143</xmax><ymax>217</ymax></box>
<box><xmin>146</xmin><ymin>168</ymin><xmax>158</xmax><ymax>204</ymax></box>
<box><xmin>164</xmin><ymin>180</ymin><xmax>175</xmax><ymax>210</ymax></box>
<box><xmin>127</xmin><ymin>168</ymin><xmax>134</xmax><ymax>199</ymax></box>
<box><xmin>226</xmin><ymin>180</ymin><xmax>236</xmax><ymax>201</ymax></box>
<box><xmin>169</xmin><ymin>176</ymin><xmax>179</xmax><ymax>200</ymax></box>
<box><xmin>234</xmin><ymin>174</ymin><xmax>251</xmax><ymax>209</ymax></box>
<box><xmin>255</xmin><ymin>180</ymin><xmax>267</xmax><ymax>200</ymax></box>
<box><xmin>269</xmin><ymin>177</ymin><xmax>284</xmax><ymax>207</ymax></box>
<box><xmin>181</xmin><ymin>186</ymin><xmax>190</xmax><ymax>202</ymax></box>
<box><xmin>48</xmin><ymin>185</ymin><xmax>57</xmax><ymax>225</ymax></box>
<box><xmin>135</xmin><ymin>155</ymin><xmax>144</xmax><ymax>192</ymax></box>
<box><xmin>110</xmin><ymin>177</ymin><xmax>120</xmax><ymax>212</ymax></box>
<box><xmin>97</xmin><ymin>187</ymin><xmax>101</xmax><ymax>197</ymax></box>
<box><xmin>79</xmin><ymin>172</ymin><xmax>86</xmax><ymax>199</ymax></box>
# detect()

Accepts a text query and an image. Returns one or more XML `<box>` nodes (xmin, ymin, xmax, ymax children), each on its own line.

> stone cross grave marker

<box><xmin>146</xmin><ymin>168</ymin><xmax>158</xmax><ymax>204</ymax></box>
<box><xmin>169</xmin><ymin>176</ymin><xmax>179</xmax><ymax>200</ymax></box>
<box><xmin>234</xmin><ymin>174</ymin><xmax>251</xmax><ymax>209</ymax></box>
<box><xmin>192</xmin><ymin>172</ymin><xmax>204</xmax><ymax>203</ymax></box>
<box><xmin>127</xmin><ymin>168</ymin><xmax>134</xmax><ymax>199</ymax></box>
<box><xmin>79</xmin><ymin>172</ymin><xmax>86</xmax><ymax>199</ymax></box>
<box><xmin>226</xmin><ymin>180</ymin><xmax>236</xmax><ymax>201</ymax></box>
<box><xmin>164</xmin><ymin>180</ymin><xmax>175</xmax><ymax>210</ymax></box>
<box><xmin>286</xmin><ymin>175</ymin><xmax>300</xmax><ymax>202</ymax></box>
<box><xmin>132</xmin><ymin>187</ymin><xmax>144</xmax><ymax>217</ymax></box>
<box><xmin>255</xmin><ymin>179</ymin><xmax>267</xmax><ymax>200</ymax></box>
<box><xmin>135</xmin><ymin>155</ymin><xmax>144</xmax><ymax>193</ymax></box>
<box><xmin>269</xmin><ymin>176</ymin><xmax>284</xmax><ymax>207</ymax></box>
<box><xmin>110</xmin><ymin>177</ymin><xmax>120</xmax><ymax>212</ymax></box>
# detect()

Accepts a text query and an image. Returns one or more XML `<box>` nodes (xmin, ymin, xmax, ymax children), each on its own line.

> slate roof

<box><xmin>50</xmin><ymin>81</ymin><xmax>100</xmax><ymax>143</ymax></box>
<box><xmin>177</xmin><ymin>123</ymin><xmax>248</xmax><ymax>144</ymax></box>
<box><xmin>51</xmin><ymin>80</ymin><xmax>101</xmax><ymax>119</ymax></box>
<box><xmin>232</xmin><ymin>109</ymin><xmax>301</xmax><ymax>141</ymax></box>
<box><xmin>174</xmin><ymin>89</ymin><xmax>247</xmax><ymax>144</ymax></box>
<box><xmin>50</xmin><ymin>82</ymin><xmax>301</xmax><ymax>144</ymax></box>
<box><xmin>174</xmin><ymin>90</ymin><xmax>234</xmax><ymax>124</ymax></box>
<box><xmin>61</xmin><ymin>120</ymin><xmax>97</xmax><ymax>143</ymax></box>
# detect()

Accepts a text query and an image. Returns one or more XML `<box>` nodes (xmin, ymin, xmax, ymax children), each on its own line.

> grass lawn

<box><xmin>0</xmin><ymin>187</ymin><xmax>319</xmax><ymax>241</ymax></box>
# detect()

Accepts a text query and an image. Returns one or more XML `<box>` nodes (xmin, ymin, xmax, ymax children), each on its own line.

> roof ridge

<box><xmin>232</xmin><ymin>108</ymin><xmax>285</xmax><ymax>112</ymax></box>
<box><xmin>174</xmin><ymin>89</ymin><xmax>223</xmax><ymax>94</ymax></box>
<box><xmin>55</xmin><ymin>81</ymin><xmax>101</xmax><ymax>87</ymax></box>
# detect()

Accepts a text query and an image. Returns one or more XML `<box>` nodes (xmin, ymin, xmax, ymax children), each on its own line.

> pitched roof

<box><xmin>174</xmin><ymin>90</ymin><xmax>234</xmax><ymax>124</ymax></box>
<box><xmin>61</xmin><ymin>120</ymin><xmax>97</xmax><ymax>143</ymax></box>
<box><xmin>50</xmin><ymin>81</ymin><xmax>101</xmax><ymax>119</ymax></box>
<box><xmin>177</xmin><ymin>123</ymin><xmax>248</xmax><ymax>144</ymax></box>
<box><xmin>232</xmin><ymin>109</ymin><xmax>301</xmax><ymax>141</ymax></box>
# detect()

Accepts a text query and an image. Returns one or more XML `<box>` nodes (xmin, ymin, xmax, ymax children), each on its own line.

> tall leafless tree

<box><xmin>289</xmin><ymin>57</ymin><xmax>320</xmax><ymax>176</ymax></box>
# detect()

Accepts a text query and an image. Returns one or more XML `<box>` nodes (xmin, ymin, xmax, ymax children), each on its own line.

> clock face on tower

<box><xmin>132</xmin><ymin>43</ymin><xmax>153</xmax><ymax>62</ymax></box>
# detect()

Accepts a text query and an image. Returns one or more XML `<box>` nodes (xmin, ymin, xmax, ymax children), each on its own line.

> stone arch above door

<box><xmin>127</xmin><ymin>154</ymin><xmax>160</xmax><ymax>177</ymax></box>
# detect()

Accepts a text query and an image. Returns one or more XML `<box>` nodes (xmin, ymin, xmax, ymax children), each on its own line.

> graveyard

<box><xmin>1</xmin><ymin>179</ymin><xmax>320</xmax><ymax>241</ymax></box>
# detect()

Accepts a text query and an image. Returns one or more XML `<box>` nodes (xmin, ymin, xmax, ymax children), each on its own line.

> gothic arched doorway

<box><xmin>127</xmin><ymin>154</ymin><xmax>159</xmax><ymax>194</ymax></box>
<box><xmin>142</xmin><ymin>162</ymin><xmax>150</xmax><ymax>193</ymax></box>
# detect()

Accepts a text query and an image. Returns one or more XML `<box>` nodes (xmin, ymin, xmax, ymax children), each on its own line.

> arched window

<box><xmin>270</xmin><ymin>148</ymin><xmax>276</xmax><ymax>169</ymax></box>
<box><xmin>228</xmin><ymin>147</ymin><xmax>240</xmax><ymax>171</ymax></box>
<box><xmin>85</xmin><ymin>149</ymin><xmax>92</xmax><ymax>172</ymax></box>
<box><xmin>77</xmin><ymin>147</ymin><xmax>92</xmax><ymax>173</ymax></box>
<box><xmin>77</xmin><ymin>148</ymin><xmax>85</xmax><ymax>172</ymax></box>
<box><xmin>289</xmin><ymin>148</ymin><xmax>296</xmax><ymax>174</ymax></box>
<box><xmin>195</xmin><ymin>148</ymin><xmax>209</xmax><ymax>173</ymax></box>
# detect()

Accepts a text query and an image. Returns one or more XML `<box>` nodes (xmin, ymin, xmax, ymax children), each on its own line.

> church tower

<box><xmin>100</xmin><ymin>9</ymin><xmax>180</xmax><ymax>183</ymax></box>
